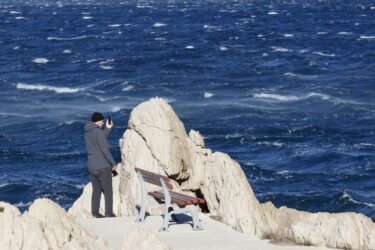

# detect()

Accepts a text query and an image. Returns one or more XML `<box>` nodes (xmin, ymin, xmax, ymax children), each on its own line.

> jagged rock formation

<box><xmin>69</xmin><ymin>97</ymin><xmax>375</xmax><ymax>250</ymax></box>
<box><xmin>0</xmin><ymin>198</ymin><xmax>108</xmax><ymax>249</ymax></box>
<box><xmin>121</xmin><ymin>226</ymin><xmax>171</xmax><ymax>250</ymax></box>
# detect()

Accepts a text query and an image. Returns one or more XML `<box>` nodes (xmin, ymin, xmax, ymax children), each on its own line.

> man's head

<box><xmin>91</xmin><ymin>112</ymin><xmax>104</xmax><ymax>127</ymax></box>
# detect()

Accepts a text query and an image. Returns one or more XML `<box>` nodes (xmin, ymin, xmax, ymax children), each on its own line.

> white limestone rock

<box><xmin>128</xmin><ymin>97</ymin><xmax>192</xmax><ymax>179</ymax></box>
<box><xmin>69</xmin><ymin>97</ymin><xmax>375</xmax><ymax>250</ymax></box>
<box><xmin>0</xmin><ymin>202</ymin><xmax>27</xmax><ymax>250</ymax></box>
<box><xmin>0</xmin><ymin>199</ymin><xmax>108</xmax><ymax>250</ymax></box>
<box><xmin>121</xmin><ymin>225</ymin><xmax>171</xmax><ymax>250</ymax></box>
<box><xmin>280</xmin><ymin>210</ymin><xmax>375</xmax><ymax>249</ymax></box>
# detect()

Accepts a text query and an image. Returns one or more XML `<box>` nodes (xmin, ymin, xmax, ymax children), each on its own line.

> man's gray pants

<box><xmin>89</xmin><ymin>168</ymin><xmax>113</xmax><ymax>216</ymax></box>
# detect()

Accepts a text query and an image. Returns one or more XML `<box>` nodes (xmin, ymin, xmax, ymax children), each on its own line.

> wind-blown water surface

<box><xmin>0</xmin><ymin>0</ymin><xmax>374</xmax><ymax>220</ymax></box>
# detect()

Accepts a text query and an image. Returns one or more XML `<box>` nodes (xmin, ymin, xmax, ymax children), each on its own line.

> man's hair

<box><xmin>91</xmin><ymin>112</ymin><xmax>104</xmax><ymax>122</ymax></box>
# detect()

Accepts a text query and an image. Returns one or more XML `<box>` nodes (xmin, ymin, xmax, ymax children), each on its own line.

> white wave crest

<box><xmin>284</xmin><ymin>72</ymin><xmax>320</xmax><ymax>80</ymax></box>
<box><xmin>86</xmin><ymin>58</ymin><xmax>99</xmax><ymax>63</ymax></box>
<box><xmin>0</xmin><ymin>182</ymin><xmax>9</xmax><ymax>188</ymax></box>
<box><xmin>338</xmin><ymin>32</ymin><xmax>353</xmax><ymax>35</ymax></box>
<box><xmin>122</xmin><ymin>85</ymin><xmax>134</xmax><ymax>91</ymax></box>
<box><xmin>108</xmin><ymin>24</ymin><xmax>122</xmax><ymax>27</ymax></box>
<box><xmin>47</xmin><ymin>36</ymin><xmax>93</xmax><ymax>41</ymax></box>
<box><xmin>74</xmin><ymin>184</ymin><xmax>85</xmax><ymax>189</ymax></box>
<box><xmin>359</xmin><ymin>35</ymin><xmax>375</xmax><ymax>40</ymax></box>
<box><xmin>268</xmin><ymin>11</ymin><xmax>279</xmax><ymax>15</ymax></box>
<box><xmin>253</xmin><ymin>92</ymin><xmax>330</xmax><ymax>102</ymax></box>
<box><xmin>341</xmin><ymin>191</ymin><xmax>375</xmax><ymax>208</ymax></box>
<box><xmin>153</xmin><ymin>22</ymin><xmax>167</xmax><ymax>27</ymax></box>
<box><xmin>313</xmin><ymin>52</ymin><xmax>336</xmax><ymax>57</ymax></box>
<box><xmin>257</xmin><ymin>141</ymin><xmax>285</xmax><ymax>147</ymax></box>
<box><xmin>203</xmin><ymin>24</ymin><xmax>222</xmax><ymax>31</ymax></box>
<box><xmin>271</xmin><ymin>46</ymin><xmax>291</xmax><ymax>52</ymax></box>
<box><xmin>111</xmin><ymin>106</ymin><xmax>121</xmax><ymax>112</ymax></box>
<box><xmin>204</xmin><ymin>92</ymin><xmax>215</xmax><ymax>98</ymax></box>
<box><xmin>16</xmin><ymin>83</ymin><xmax>82</xmax><ymax>94</ymax></box>
<box><xmin>185</xmin><ymin>45</ymin><xmax>195</xmax><ymax>49</ymax></box>
<box><xmin>100</xmin><ymin>65</ymin><xmax>113</xmax><ymax>70</ymax></box>
<box><xmin>99</xmin><ymin>59</ymin><xmax>114</xmax><ymax>70</ymax></box>
<box><xmin>33</xmin><ymin>57</ymin><xmax>49</xmax><ymax>64</ymax></box>
<box><xmin>100</xmin><ymin>59</ymin><xmax>114</xmax><ymax>64</ymax></box>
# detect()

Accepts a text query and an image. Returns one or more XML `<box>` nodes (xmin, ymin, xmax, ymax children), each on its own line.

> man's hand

<box><xmin>106</xmin><ymin>119</ymin><xmax>113</xmax><ymax>129</ymax></box>
<box><xmin>112</xmin><ymin>165</ymin><xmax>117</xmax><ymax>171</ymax></box>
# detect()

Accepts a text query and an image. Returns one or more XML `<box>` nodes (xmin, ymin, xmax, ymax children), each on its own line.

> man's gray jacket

<box><xmin>84</xmin><ymin>121</ymin><xmax>116</xmax><ymax>172</ymax></box>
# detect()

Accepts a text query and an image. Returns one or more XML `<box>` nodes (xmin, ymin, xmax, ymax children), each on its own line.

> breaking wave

<box><xmin>253</xmin><ymin>92</ymin><xmax>330</xmax><ymax>102</ymax></box>
<box><xmin>16</xmin><ymin>83</ymin><xmax>83</xmax><ymax>94</ymax></box>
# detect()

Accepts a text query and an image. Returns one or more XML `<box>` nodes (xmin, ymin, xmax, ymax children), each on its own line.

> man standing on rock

<box><xmin>84</xmin><ymin>112</ymin><xmax>117</xmax><ymax>218</ymax></box>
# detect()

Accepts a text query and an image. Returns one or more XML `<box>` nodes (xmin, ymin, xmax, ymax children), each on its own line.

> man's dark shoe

<box><xmin>105</xmin><ymin>213</ymin><xmax>116</xmax><ymax>218</ymax></box>
<box><xmin>92</xmin><ymin>213</ymin><xmax>104</xmax><ymax>218</ymax></box>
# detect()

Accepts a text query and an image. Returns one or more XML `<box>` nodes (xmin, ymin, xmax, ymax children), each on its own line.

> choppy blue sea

<box><xmin>0</xmin><ymin>0</ymin><xmax>374</xmax><ymax>220</ymax></box>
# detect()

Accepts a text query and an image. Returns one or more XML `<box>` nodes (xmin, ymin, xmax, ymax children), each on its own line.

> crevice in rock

<box><xmin>191</xmin><ymin>141</ymin><xmax>204</xmax><ymax>148</ymax></box>
<box><xmin>169</xmin><ymin>173</ymin><xmax>181</xmax><ymax>182</ymax></box>
<box><xmin>138</xmin><ymin>122</ymin><xmax>174</xmax><ymax>133</ymax></box>
<box><xmin>195</xmin><ymin>189</ymin><xmax>210</xmax><ymax>213</ymax></box>
<box><xmin>189</xmin><ymin>137</ymin><xmax>204</xmax><ymax>148</ymax></box>
<box><xmin>132</xmin><ymin>127</ymin><xmax>166</xmax><ymax>169</ymax></box>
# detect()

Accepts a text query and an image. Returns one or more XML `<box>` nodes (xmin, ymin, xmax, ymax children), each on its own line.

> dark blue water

<box><xmin>0</xmin><ymin>0</ymin><xmax>374</xmax><ymax>220</ymax></box>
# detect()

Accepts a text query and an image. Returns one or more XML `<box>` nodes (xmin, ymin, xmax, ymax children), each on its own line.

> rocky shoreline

<box><xmin>1</xmin><ymin>97</ymin><xmax>374</xmax><ymax>249</ymax></box>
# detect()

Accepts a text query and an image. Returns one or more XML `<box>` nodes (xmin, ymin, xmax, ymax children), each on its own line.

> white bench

<box><xmin>134</xmin><ymin>167</ymin><xmax>205</xmax><ymax>231</ymax></box>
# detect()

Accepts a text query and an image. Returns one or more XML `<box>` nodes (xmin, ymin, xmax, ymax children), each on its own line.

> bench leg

<box><xmin>191</xmin><ymin>209</ymin><xmax>203</xmax><ymax>230</ymax></box>
<box><xmin>159</xmin><ymin>209</ymin><xmax>172</xmax><ymax>232</ymax></box>
<box><xmin>135</xmin><ymin>203</ymin><xmax>147</xmax><ymax>222</ymax></box>
<box><xmin>159</xmin><ymin>205</ymin><xmax>203</xmax><ymax>231</ymax></box>
<box><xmin>135</xmin><ymin>172</ymin><xmax>148</xmax><ymax>223</ymax></box>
